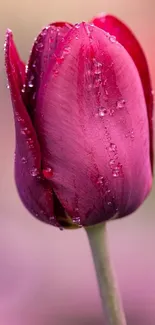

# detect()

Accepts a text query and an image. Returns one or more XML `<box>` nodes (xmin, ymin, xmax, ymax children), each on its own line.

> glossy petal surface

<box><xmin>24</xmin><ymin>22</ymin><xmax>72</xmax><ymax>120</ymax></box>
<box><xmin>92</xmin><ymin>14</ymin><xmax>154</xmax><ymax>168</ymax></box>
<box><xmin>34</xmin><ymin>23</ymin><xmax>152</xmax><ymax>226</ymax></box>
<box><xmin>5</xmin><ymin>30</ymin><xmax>58</xmax><ymax>226</ymax></box>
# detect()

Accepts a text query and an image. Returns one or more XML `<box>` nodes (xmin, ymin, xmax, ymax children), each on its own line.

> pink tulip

<box><xmin>5</xmin><ymin>14</ymin><xmax>153</xmax><ymax>229</ymax></box>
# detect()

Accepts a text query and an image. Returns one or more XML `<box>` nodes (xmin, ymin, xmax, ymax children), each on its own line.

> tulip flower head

<box><xmin>5</xmin><ymin>14</ymin><xmax>153</xmax><ymax>229</ymax></box>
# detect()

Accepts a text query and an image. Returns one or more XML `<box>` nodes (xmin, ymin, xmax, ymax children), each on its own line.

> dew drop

<box><xmin>28</xmin><ymin>77</ymin><xmax>34</xmax><ymax>88</ymax></box>
<box><xmin>21</xmin><ymin>157</ymin><xmax>27</xmax><ymax>164</ymax></box>
<box><xmin>56</xmin><ymin>56</ymin><xmax>64</xmax><ymax>64</ymax></box>
<box><xmin>21</xmin><ymin>84</ymin><xmax>26</xmax><ymax>93</ymax></box>
<box><xmin>109</xmin><ymin>109</ymin><xmax>114</xmax><ymax>116</ymax></box>
<box><xmin>32</xmin><ymin>92</ymin><xmax>36</xmax><ymax>100</ymax></box>
<box><xmin>7</xmin><ymin>84</ymin><xmax>10</xmax><ymax>89</ymax></box>
<box><xmin>97</xmin><ymin>176</ymin><xmax>104</xmax><ymax>185</ymax></box>
<box><xmin>21</xmin><ymin>127</ymin><xmax>31</xmax><ymax>135</ymax></box>
<box><xmin>64</xmin><ymin>46</ymin><xmax>71</xmax><ymax>54</ymax></box>
<box><xmin>107</xmin><ymin>201</ymin><xmax>112</xmax><ymax>206</ymax></box>
<box><xmin>37</xmin><ymin>42</ymin><xmax>44</xmax><ymax>49</ymax></box>
<box><xmin>26</xmin><ymin>138</ymin><xmax>34</xmax><ymax>149</ymax></box>
<box><xmin>131</xmin><ymin>129</ymin><xmax>134</xmax><ymax>139</ymax></box>
<box><xmin>94</xmin><ymin>78</ymin><xmax>101</xmax><ymax>88</ymax></box>
<box><xmin>49</xmin><ymin>216</ymin><xmax>54</xmax><ymax>223</ymax></box>
<box><xmin>117</xmin><ymin>99</ymin><xmax>126</xmax><ymax>109</ymax></box>
<box><xmin>104</xmin><ymin>88</ymin><xmax>108</xmax><ymax>96</ymax></box>
<box><xmin>30</xmin><ymin>167</ymin><xmax>39</xmax><ymax>177</ymax></box>
<box><xmin>72</xmin><ymin>216</ymin><xmax>81</xmax><ymax>225</ymax></box>
<box><xmin>95</xmin><ymin>61</ymin><xmax>102</xmax><ymax>68</ymax></box>
<box><xmin>104</xmin><ymin>31</ymin><xmax>110</xmax><ymax>38</ymax></box>
<box><xmin>32</xmin><ymin>61</ymin><xmax>36</xmax><ymax>68</ymax></box>
<box><xmin>43</xmin><ymin>167</ymin><xmax>53</xmax><ymax>179</ymax></box>
<box><xmin>25</xmin><ymin>65</ymin><xmax>28</xmax><ymax>73</ymax></box>
<box><xmin>98</xmin><ymin>107</ymin><xmax>107</xmax><ymax>117</ymax></box>
<box><xmin>112</xmin><ymin>164</ymin><xmax>122</xmax><ymax>177</ymax></box>
<box><xmin>94</xmin><ymin>68</ymin><xmax>101</xmax><ymax>75</ymax></box>
<box><xmin>17</xmin><ymin>116</ymin><xmax>24</xmax><ymax>122</ymax></box>
<box><xmin>87</xmin><ymin>84</ymin><xmax>92</xmax><ymax>90</ymax></box>
<box><xmin>75</xmin><ymin>23</ymin><xmax>80</xmax><ymax>29</ymax></box>
<box><xmin>109</xmin><ymin>35</ymin><xmax>116</xmax><ymax>43</ymax></box>
<box><xmin>4</xmin><ymin>41</ymin><xmax>7</xmax><ymax>52</ymax></box>
<box><xmin>109</xmin><ymin>159</ymin><xmax>115</xmax><ymax>166</ymax></box>
<box><xmin>109</xmin><ymin>143</ymin><xmax>117</xmax><ymax>152</ymax></box>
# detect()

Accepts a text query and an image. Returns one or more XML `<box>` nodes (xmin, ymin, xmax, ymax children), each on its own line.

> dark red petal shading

<box><xmin>5</xmin><ymin>29</ymin><xmax>59</xmax><ymax>227</ymax></box>
<box><xmin>91</xmin><ymin>14</ymin><xmax>154</xmax><ymax>170</ymax></box>
<box><xmin>24</xmin><ymin>22</ymin><xmax>73</xmax><ymax>121</ymax></box>
<box><xmin>34</xmin><ymin>23</ymin><xmax>152</xmax><ymax>227</ymax></box>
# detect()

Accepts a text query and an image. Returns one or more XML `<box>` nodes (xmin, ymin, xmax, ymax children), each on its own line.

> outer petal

<box><xmin>24</xmin><ymin>22</ymin><xmax>72</xmax><ymax>121</ymax></box>
<box><xmin>91</xmin><ymin>14</ymin><xmax>154</xmax><ymax>169</ymax></box>
<box><xmin>34</xmin><ymin>23</ymin><xmax>152</xmax><ymax>226</ymax></box>
<box><xmin>5</xmin><ymin>29</ymin><xmax>59</xmax><ymax>226</ymax></box>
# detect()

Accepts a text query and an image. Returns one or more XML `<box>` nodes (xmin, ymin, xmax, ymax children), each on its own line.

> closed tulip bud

<box><xmin>5</xmin><ymin>15</ymin><xmax>153</xmax><ymax>229</ymax></box>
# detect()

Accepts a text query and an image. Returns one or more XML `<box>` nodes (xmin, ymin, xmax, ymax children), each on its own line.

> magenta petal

<box><xmin>91</xmin><ymin>14</ymin><xmax>154</xmax><ymax>169</ymax></box>
<box><xmin>5</xmin><ymin>29</ymin><xmax>58</xmax><ymax>226</ymax></box>
<box><xmin>35</xmin><ymin>23</ymin><xmax>152</xmax><ymax>226</ymax></box>
<box><xmin>24</xmin><ymin>22</ymin><xmax>72</xmax><ymax>120</ymax></box>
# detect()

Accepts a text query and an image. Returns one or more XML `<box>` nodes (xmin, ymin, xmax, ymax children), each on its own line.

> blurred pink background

<box><xmin>0</xmin><ymin>1</ymin><xmax>155</xmax><ymax>324</ymax></box>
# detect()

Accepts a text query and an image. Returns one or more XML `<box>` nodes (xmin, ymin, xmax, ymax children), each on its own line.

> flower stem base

<box><xmin>85</xmin><ymin>222</ymin><xmax>127</xmax><ymax>325</ymax></box>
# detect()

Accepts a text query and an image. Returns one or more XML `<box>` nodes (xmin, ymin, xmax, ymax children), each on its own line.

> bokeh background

<box><xmin>0</xmin><ymin>1</ymin><xmax>155</xmax><ymax>324</ymax></box>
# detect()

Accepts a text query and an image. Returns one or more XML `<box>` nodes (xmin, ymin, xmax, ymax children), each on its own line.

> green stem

<box><xmin>85</xmin><ymin>222</ymin><xmax>127</xmax><ymax>325</ymax></box>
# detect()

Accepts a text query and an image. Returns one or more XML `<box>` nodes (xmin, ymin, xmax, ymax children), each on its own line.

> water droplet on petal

<box><xmin>94</xmin><ymin>61</ymin><xmax>102</xmax><ymax>75</ymax></box>
<box><xmin>32</xmin><ymin>61</ymin><xmax>36</xmax><ymax>68</ymax></box>
<box><xmin>30</xmin><ymin>167</ymin><xmax>39</xmax><ymax>177</ymax></box>
<box><xmin>109</xmin><ymin>35</ymin><xmax>116</xmax><ymax>43</ymax></box>
<box><xmin>112</xmin><ymin>164</ymin><xmax>122</xmax><ymax>177</ymax></box>
<box><xmin>109</xmin><ymin>109</ymin><xmax>114</xmax><ymax>116</ymax></box>
<box><xmin>49</xmin><ymin>216</ymin><xmax>54</xmax><ymax>223</ymax></box>
<box><xmin>37</xmin><ymin>42</ymin><xmax>44</xmax><ymax>49</ymax></box>
<box><xmin>117</xmin><ymin>99</ymin><xmax>126</xmax><ymax>109</ymax></box>
<box><xmin>28</xmin><ymin>76</ymin><xmax>34</xmax><ymax>88</ymax></box>
<box><xmin>21</xmin><ymin>157</ymin><xmax>27</xmax><ymax>164</ymax></box>
<box><xmin>7</xmin><ymin>84</ymin><xmax>10</xmax><ymax>89</ymax></box>
<box><xmin>56</xmin><ymin>56</ymin><xmax>64</xmax><ymax>64</ymax></box>
<box><xmin>98</xmin><ymin>107</ymin><xmax>107</xmax><ymax>117</ymax></box>
<box><xmin>87</xmin><ymin>84</ymin><xmax>92</xmax><ymax>90</ymax></box>
<box><xmin>32</xmin><ymin>92</ymin><xmax>36</xmax><ymax>100</ymax></box>
<box><xmin>26</xmin><ymin>138</ymin><xmax>34</xmax><ymax>149</ymax></box>
<box><xmin>64</xmin><ymin>46</ymin><xmax>71</xmax><ymax>54</ymax></box>
<box><xmin>97</xmin><ymin>176</ymin><xmax>104</xmax><ymax>185</ymax></box>
<box><xmin>75</xmin><ymin>23</ymin><xmax>80</xmax><ymax>29</ymax></box>
<box><xmin>72</xmin><ymin>216</ymin><xmax>81</xmax><ymax>226</ymax></box>
<box><xmin>109</xmin><ymin>143</ymin><xmax>117</xmax><ymax>152</ymax></box>
<box><xmin>21</xmin><ymin>127</ymin><xmax>31</xmax><ymax>135</ymax></box>
<box><xmin>109</xmin><ymin>159</ymin><xmax>115</xmax><ymax>166</ymax></box>
<box><xmin>43</xmin><ymin>167</ymin><xmax>53</xmax><ymax>179</ymax></box>
<box><xmin>94</xmin><ymin>78</ymin><xmax>101</xmax><ymax>88</ymax></box>
<box><xmin>25</xmin><ymin>65</ymin><xmax>28</xmax><ymax>73</ymax></box>
<box><xmin>21</xmin><ymin>84</ymin><xmax>26</xmax><ymax>93</ymax></box>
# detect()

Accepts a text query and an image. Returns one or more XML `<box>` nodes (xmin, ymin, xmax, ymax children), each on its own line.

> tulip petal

<box><xmin>91</xmin><ymin>14</ymin><xmax>154</xmax><ymax>169</ymax></box>
<box><xmin>24</xmin><ymin>22</ymin><xmax>73</xmax><ymax>121</ymax></box>
<box><xmin>5</xmin><ymin>29</ymin><xmax>59</xmax><ymax>226</ymax></box>
<box><xmin>35</xmin><ymin>23</ymin><xmax>152</xmax><ymax>226</ymax></box>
